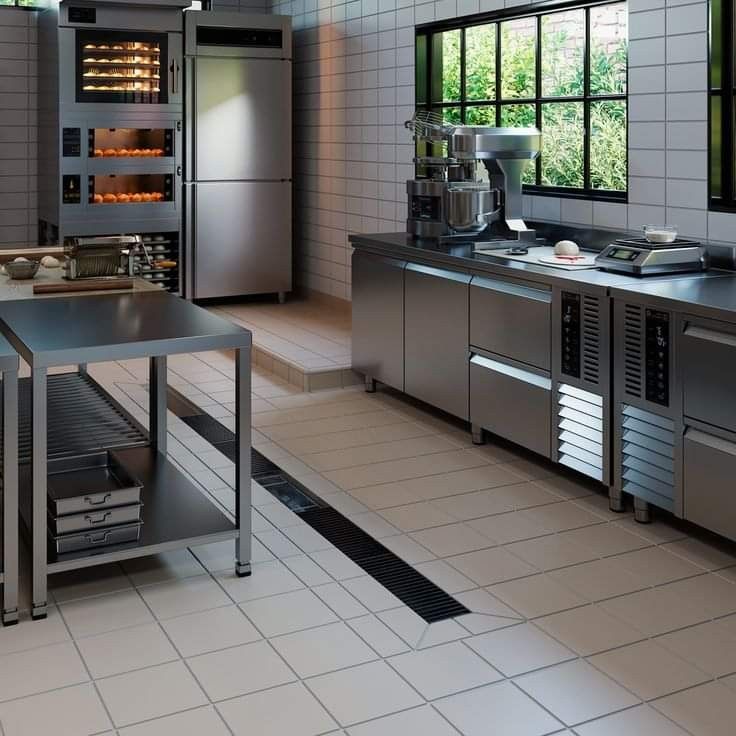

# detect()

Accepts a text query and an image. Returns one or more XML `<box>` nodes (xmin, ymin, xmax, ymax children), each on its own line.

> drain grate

<box><xmin>299</xmin><ymin>507</ymin><xmax>470</xmax><ymax>623</ymax></box>
<box><xmin>166</xmin><ymin>386</ymin><xmax>470</xmax><ymax>624</ymax></box>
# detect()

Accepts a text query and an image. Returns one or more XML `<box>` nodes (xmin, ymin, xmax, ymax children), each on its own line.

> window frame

<box><xmin>709</xmin><ymin>0</ymin><xmax>736</xmax><ymax>211</ymax></box>
<box><xmin>415</xmin><ymin>0</ymin><xmax>628</xmax><ymax>202</ymax></box>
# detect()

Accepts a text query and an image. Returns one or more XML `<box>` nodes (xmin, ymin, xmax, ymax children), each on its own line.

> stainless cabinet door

<box><xmin>684</xmin><ymin>427</ymin><xmax>736</xmax><ymax>541</ymax></box>
<box><xmin>193</xmin><ymin>57</ymin><xmax>291</xmax><ymax>181</ymax></box>
<box><xmin>470</xmin><ymin>275</ymin><xmax>552</xmax><ymax>370</ymax></box>
<box><xmin>351</xmin><ymin>251</ymin><xmax>405</xmax><ymax>391</ymax></box>
<box><xmin>470</xmin><ymin>354</ymin><xmax>552</xmax><ymax>458</ymax></box>
<box><xmin>191</xmin><ymin>181</ymin><xmax>291</xmax><ymax>299</ymax></box>
<box><xmin>405</xmin><ymin>264</ymin><xmax>470</xmax><ymax>420</ymax></box>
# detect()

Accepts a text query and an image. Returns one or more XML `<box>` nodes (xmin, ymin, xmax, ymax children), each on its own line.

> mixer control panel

<box><xmin>645</xmin><ymin>309</ymin><xmax>670</xmax><ymax>406</ymax></box>
<box><xmin>561</xmin><ymin>291</ymin><xmax>581</xmax><ymax>379</ymax></box>
<box><xmin>410</xmin><ymin>195</ymin><xmax>441</xmax><ymax>222</ymax></box>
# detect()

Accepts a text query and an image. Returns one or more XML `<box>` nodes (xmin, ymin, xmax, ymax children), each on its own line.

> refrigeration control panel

<box><xmin>561</xmin><ymin>291</ymin><xmax>581</xmax><ymax>379</ymax></box>
<box><xmin>645</xmin><ymin>309</ymin><xmax>670</xmax><ymax>406</ymax></box>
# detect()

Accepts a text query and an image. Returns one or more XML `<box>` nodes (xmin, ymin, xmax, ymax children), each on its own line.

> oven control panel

<box><xmin>645</xmin><ymin>309</ymin><xmax>669</xmax><ymax>406</ymax></box>
<box><xmin>561</xmin><ymin>291</ymin><xmax>581</xmax><ymax>379</ymax></box>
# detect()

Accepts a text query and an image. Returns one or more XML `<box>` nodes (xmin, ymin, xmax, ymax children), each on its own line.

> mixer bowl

<box><xmin>5</xmin><ymin>260</ymin><xmax>40</xmax><ymax>280</ymax></box>
<box><xmin>445</xmin><ymin>185</ymin><xmax>499</xmax><ymax>233</ymax></box>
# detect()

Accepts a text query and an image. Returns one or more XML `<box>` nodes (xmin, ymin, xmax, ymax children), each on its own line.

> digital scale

<box><xmin>595</xmin><ymin>237</ymin><xmax>707</xmax><ymax>277</ymax></box>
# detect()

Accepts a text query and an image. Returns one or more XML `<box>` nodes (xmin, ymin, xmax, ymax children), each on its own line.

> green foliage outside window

<box><xmin>430</xmin><ymin>3</ymin><xmax>628</xmax><ymax>194</ymax></box>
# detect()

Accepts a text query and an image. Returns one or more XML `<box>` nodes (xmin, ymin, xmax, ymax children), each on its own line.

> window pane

<box><xmin>442</xmin><ymin>107</ymin><xmax>462</xmax><ymax>125</ymax></box>
<box><xmin>711</xmin><ymin>0</ymin><xmax>722</xmax><ymax>89</ymax></box>
<box><xmin>590</xmin><ymin>100</ymin><xmax>627</xmax><ymax>191</ymax></box>
<box><xmin>711</xmin><ymin>96</ymin><xmax>722</xmax><ymax>198</ymax></box>
<box><xmin>466</xmin><ymin>105</ymin><xmax>496</xmax><ymax>125</ymax></box>
<box><xmin>590</xmin><ymin>3</ymin><xmax>628</xmax><ymax>95</ymax></box>
<box><xmin>466</xmin><ymin>24</ymin><xmax>496</xmax><ymax>101</ymax></box>
<box><xmin>434</xmin><ymin>30</ymin><xmax>461</xmax><ymax>103</ymax></box>
<box><xmin>500</xmin><ymin>103</ymin><xmax>536</xmax><ymax>127</ymax></box>
<box><xmin>541</xmin><ymin>10</ymin><xmax>584</xmax><ymax>97</ymax></box>
<box><xmin>501</xmin><ymin>18</ymin><xmax>536</xmax><ymax>99</ymax></box>
<box><xmin>541</xmin><ymin>102</ymin><xmax>584</xmax><ymax>187</ymax></box>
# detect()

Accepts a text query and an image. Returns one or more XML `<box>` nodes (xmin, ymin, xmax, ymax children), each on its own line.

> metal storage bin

<box><xmin>49</xmin><ymin>522</ymin><xmax>142</xmax><ymax>555</ymax></box>
<box><xmin>49</xmin><ymin>503</ymin><xmax>142</xmax><ymax>536</ymax></box>
<box><xmin>47</xmin><ymin>451</ymin><xmax>143</xmax><ymax>516</ymax></box>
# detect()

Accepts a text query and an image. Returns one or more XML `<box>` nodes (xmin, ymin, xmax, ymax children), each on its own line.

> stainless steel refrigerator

<box><xmin>183</xmin><ymin>12</ymin><xmax>292</xmax><ymax>300</ymax></box>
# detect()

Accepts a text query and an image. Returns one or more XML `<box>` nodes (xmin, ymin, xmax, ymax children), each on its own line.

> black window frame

<box><xmin>415</xmin><ymin>0</ymin><xmax>628</xmax><ymax>202</ymax></box>
<box><xmin>709</xmin><ymin>0</ymin><xmax>736</xmax><ymax>211</ymax></box>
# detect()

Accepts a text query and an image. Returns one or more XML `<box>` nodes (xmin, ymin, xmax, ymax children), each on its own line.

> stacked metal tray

<box><xmin>47</xmin><ymin>450</ymin><xmax>143</xmax><ymax>554</ymax></box>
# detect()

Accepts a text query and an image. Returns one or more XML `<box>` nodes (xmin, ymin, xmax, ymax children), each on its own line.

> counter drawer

<box><xmin>470</xmin><ymin>275</ymin><xmax>551</xmax><ymax>370</ymax></box>
<box><xmin>681</xmin><ymin>317</ymin><xmax>736</xmax><ymax>434</ymax></box>
<box><xmin>470</xmin><ymin>353</ymin><xmax>551</xmax><ymax>458</ymax></box>
<box><xmin>684</xmin><ymin>427</ymin><xmax>736</xmax><ymax>542</ymax></box>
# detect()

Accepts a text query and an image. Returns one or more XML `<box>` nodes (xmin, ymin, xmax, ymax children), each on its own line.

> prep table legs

<box><xmin>31</xmin><ymin>367</ymin><xmax>47</xmax><ymax>620</ymax></box>
<box><xmin>149</xmin><ymin>356</ymin><xmax>167</xmax><ymax>455</ymax></box>
<box><xmin>235</xmin><ymin>347</ymin><xmax>252</xmax><ymax>577</ymax></box>
<box><xmin>2</xmin><ymin>369</ymin><xmax>18</xmax><ymax>625</ymax></box>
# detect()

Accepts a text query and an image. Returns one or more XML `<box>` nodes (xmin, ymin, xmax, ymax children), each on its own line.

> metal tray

<box><xmin>49</xmin><ymin>503</ymin><xmax>142</xmax><ymax>536</ymax></box>
<box><xmin>47</xmin><ymin>450</ymin><xmax>143</xmax><ymax>517</ymax></box>
<box><xmin>49</xmin><ymin>522</ymin><xmax>142</xmax><ymax>555</ymax></box>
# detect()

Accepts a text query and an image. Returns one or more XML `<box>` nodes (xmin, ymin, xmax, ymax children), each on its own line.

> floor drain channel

<box><xmin>166</xmin><ymin>386</ymin><xmax>470</xmax><ymax>624</ymax></box>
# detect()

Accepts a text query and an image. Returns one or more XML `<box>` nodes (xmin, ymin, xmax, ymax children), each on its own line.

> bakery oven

<box><xmin>38</xmin><ymin>1</ymin><xmax>189</xmax><ymax>293</ymax></box>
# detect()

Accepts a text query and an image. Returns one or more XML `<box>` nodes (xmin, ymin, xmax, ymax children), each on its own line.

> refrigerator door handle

<box><xmin>170</xmin><ymin>58</ymin><xmax>180</xmax><ymax>95</ymax></box>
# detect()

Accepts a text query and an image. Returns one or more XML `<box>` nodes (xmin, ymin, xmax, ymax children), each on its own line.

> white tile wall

<box><xmin>3</xmin><ymin>0</ymin><xmax>736</xmax><ymax>294</ymax></box>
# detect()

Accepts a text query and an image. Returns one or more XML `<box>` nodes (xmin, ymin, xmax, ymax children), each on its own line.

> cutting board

<box><xmin>33</xmin><ymin>279</ymin><xmax>134</xmax><ymax>294</ymax></box>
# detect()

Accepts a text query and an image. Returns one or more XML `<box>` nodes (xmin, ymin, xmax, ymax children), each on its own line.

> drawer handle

<box><xmin>471</xmin><ymin>353</ymin><xmax>551</xmax><ymax>390</ymax></box>
<box><xmin>406</xmin><ymin>263</ymin><xmax>470</xmax><ymax>283</ymax></box>
<box><xmin>85</xmin><ymin>531</ymin><xmax>111</xmax><ymax>545</ymax></box>
<box><xmin>685</xmin><ymin>427</ymin><xmax>736</xmax><ymax>456</ymax></box>
<box><xmin>683</xmin><ymin>324</ymin><xmax>736</xmax><ymax>348</ymax></box>
<box><xmin>471</xmin><ymin>276</ymin><xmax>551</xmax><ymax>303</ymax></box>
<box><xmin>85</xmin><ymin>512</ymin><xmax>112</xmax><ymax>526</ymax></box>
<box><xmin>84</xmin><ymin>493</ymin><xmax>112</xmax><ymax>507</ymax></box>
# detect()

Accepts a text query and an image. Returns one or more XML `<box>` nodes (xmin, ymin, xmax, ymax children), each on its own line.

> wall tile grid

<box><xmin>0</xmin><ymin>8</ymin><xmax>37</xmax><ymax>248</ymax></box>
<box><xmin>2</xmin><ymin>0</ymin><xmax>734</xmax><ymax>295</ymax></box>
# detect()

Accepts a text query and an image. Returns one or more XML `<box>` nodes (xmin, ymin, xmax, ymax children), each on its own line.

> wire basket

<box><xmin>405</xmin><ymin>110</ymin><xmax>454</xmax><ymax>142</ymax></box>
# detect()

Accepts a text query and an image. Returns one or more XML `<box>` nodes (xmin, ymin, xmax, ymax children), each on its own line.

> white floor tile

<box><xmin>138</xmin><ymin>575</ymin><xmax>231</xmax><ymax>620</ymax></box>
<box><xmin>305</xmin><ymin>660</ymin><xmax>424</xmax><ymax>727</ymax></box>
<box><xmin>283</xmin><ymin>555</ymin><xmax>335</xmax><ymax>587</ymax></box>
<box><xmin>76</xmin><ymin>622</ymin><xmax>178</xmax><ymax>679</ymax></box>
<box><xmin>271</xmin><ymin>621</ymin><xmax>378</xmax><ymax>677</ymax></box>
<box><xmin>447</xmin><ymin>547</ymin><xmax>538</xmax><ymax>586</ymax></box>
<box><xmin>466</xmin><ymin>623</ymin><xmax>575</xmax><ymax>677</ymax></box>
<box><xmin>389</xmin><ymin>641</ymin><xmax>502</xmax><ymax>699</ymax></box>
<box><xmin>310</xmin><ymin>549</ymin><xmax>366</xmax><ymax>580</ymax></box>
<box><xmin>118</xmin><ymin>706</ymin><xmax>231</xmax><ymax>736</ymax></box>
<box><xmin>0</xmin><ymin>641</ymin><xmax>89</xmax><ymax>702</ymax></box>
<box><xmin>488</xmin><ymin>573</ymin><xmax>588</xmax><ymax>619</ymax></box>
<box><xmin>413</xmin><ymin>559</ymin><xmax>476</xmax><ymax>594</ymax></box>
<box><xmin>346</xmin><ymin>614</ymin><xmax>411</xmax><ymax>657</ymax></box>
<box><xmin>656</xmin><ymin>620</ymin><xmax>736</xmax><ymax>677</ymax></box>
<box><xmin>161</xmin><ymin>605</ymin><xmax>261</xmax><ymax>658</ymax></box>
<box><xmin>0</xmin><ymin>683</ymin><xmax>111</xmax><ymax>736</ymax></box>
<box><xmin>514</xmin><ymin>659</ymin><xmax>639</xmax><ymax>726</ymax></box>
<box><xmin>346</xmin><ymin>705</ymin><xmax>459</xmax><ymax>736</ymax></box>
<box><xmin>435</xmin><ymin>680</ymin><xmax>563</xmax><ymax>736</ymax></box>
<box><xmin>218</xmin><ymin>682</ymin><xmax>337</xmax><ymax>736</ymax></box>
<box><xmin>96</xmin><ymin>660</ymin><xmax>208</xmax><ymax>728</ymax></box>
<box><xmin>312</xmin><ymin>582</ymin><xmax>370</xmax><ymax>619</ymax></box>
<box><xmin>0</xmin><ymin>606</ymin><xmax>69</xmax><ymax>656</ymax></box>
<box><xmin>50</xmin><ymin>564</ymin><xmax>132</xmax><ymax>604</ymax></box>
<box><xmin>341</xmin><ymin>576</ymin><xmax>402</xmax><ymax>612</ymax></box>
<box><xmin>187</xmin><ymin>640</ymin><xmax>294</xmax><ymax>701</ymax></box>
<box><xmin>574</xmin><ymin>704</ymin><xmax>690</xmax><ymax>736</ymax></box>
<box><xmin>377</xmin><ymin>606</ymin><xmax>467</xmax><ymax>649</ymax></box>
<box><xmin>215</xmin><ymin>559</ymin><xmax>304</xmax><ymax>602</ymax></box>
<box><xmin>653</xmin><ymin>681</ymin><xmax>736</xmax><ymax>736</ymax></box>
<box><xmin>241</xmin><ymin>588</ymin><xmax>338</xmax><ymax>637</ymax></box>
<box><xmin>122</xmin><ymin>549</ymin><xmax>206</xmax><ymax>587</ymax></box>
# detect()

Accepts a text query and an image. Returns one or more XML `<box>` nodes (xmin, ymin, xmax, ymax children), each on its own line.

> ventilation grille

<box><xmin>581</xmin><ymin>295</ymin><xmax>602</xmax><ymax>386</ymax></box>
<box><xmin>621</xmin><ymin>404</ymin><xmax>675</xmax><ymax>512</ymax></box>
<box><xmin>557</xmin><ymin>384</ymin><xmax>604</xmax><ymax>482</ymax></box>
<box><xmin>623</xmin><ymin>304</ymin><xmax>644</xmax><ymax>399</ymax></box>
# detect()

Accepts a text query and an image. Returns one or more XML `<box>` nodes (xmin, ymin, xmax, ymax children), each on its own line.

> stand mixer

<box><xmin>405</xmin><ymin>111</ymin><xmax>541</xmax><ymax>240</ymax></box>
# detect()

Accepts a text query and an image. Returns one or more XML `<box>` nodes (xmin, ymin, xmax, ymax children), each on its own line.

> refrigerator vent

<box><xmin>581</xmin><ymin>295</ymin><xmax>602</xmax><ymax>386</ymax></box>
<box><xmin>623</xmin><ymin>304</ymin><xmax>644</xmax><ymax>399</ymax></box>
<box><xmin>621</xmin><ymin>404</ymin><xmax>675</xmax><ymax>511</ymax></box>
<box><xmin>557</xmin><ymin>384</ymin><xmax>604</xmax><ymax>482</ymax></box>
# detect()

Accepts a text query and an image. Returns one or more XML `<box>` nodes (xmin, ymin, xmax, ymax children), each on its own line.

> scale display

<box><xmin>606</xmin><ymin>247</ymin><xmax>639</xmax><ymax>261</ymax></box>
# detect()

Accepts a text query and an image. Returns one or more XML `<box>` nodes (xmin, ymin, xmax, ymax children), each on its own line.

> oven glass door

<box><xmin>77</xmin><ymin>29</ymin><xmax>168</xmax><ymax>104</ymax></box>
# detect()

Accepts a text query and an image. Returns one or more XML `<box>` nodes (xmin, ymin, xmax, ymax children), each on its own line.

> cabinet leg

<box><xmin>32</xmin><ymin>604</ymin><xmax>47</xmax><ymax>621</ymax></box>
<box><xmin>633</xmin><ymin>497</ymin><xmax>652</xmax><ymax>524</ymax></box>
<box><xmin>31</xmin><ymin>367</ymin><xmax>48</xmax><ymax>622</ymax></box>
<box><xmin>236</xmin><ymin>562</ymin><xmax>252</xmax><ymax>578</ymax></box>
<box><xmin>471</xmin><ymin>424</ymin><xmax>484</xmax><ymax>445</ymax></box>
<box><xmin>235</xmin><ymin>347</ymin><xmax>252</xmax><ymax>579</ymax></box>
<box><xmin>364</xmin><ymin>376</ymin><xmax>376</xmax><ymax>393</ymax></box>
<box><xmin>609</xmin><ymin>487</ymin><xmax>625</xmax><ymax>513</ymax></box>
<box><xmin>2</xmin><ymin>609</ymin><xmax>18</xmax><ymax>627</ymax></box>
<box><xmin>277</xmin><ymin>291</ymin><xmax>286</xmax><ymax>305</ymax></box>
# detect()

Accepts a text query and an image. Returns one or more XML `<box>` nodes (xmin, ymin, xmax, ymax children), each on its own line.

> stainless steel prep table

<box><xmin>0</xmin><ymin>338</ymin><xmax>18</xmax><ymax>625</ymax></box>
<box><xmin>0</xmin><ymin>292</ymin><xmax>251</xmax><ymax>620</ymax></box>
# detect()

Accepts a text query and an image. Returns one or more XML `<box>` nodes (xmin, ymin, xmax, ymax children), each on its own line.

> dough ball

<box><xmin>554</xmin><ymin>240</ymin><xmax>580</xmax><ymax>256</ymax></box>
<box><xmin>41</xmin><ymin>256</ymin><xmax>60</xmax><ymax>268</ymax></box>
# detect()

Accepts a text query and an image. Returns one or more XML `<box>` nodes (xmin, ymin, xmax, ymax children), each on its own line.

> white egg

<box><xmin>554</xmin><ymin>240</ymin><xmax>580</xmax><ymax>256</ymax></box>
<box><xmin>41</xmin><ymin>255</ymin><xmax>61</xmax><ymax>268</ymax></box>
